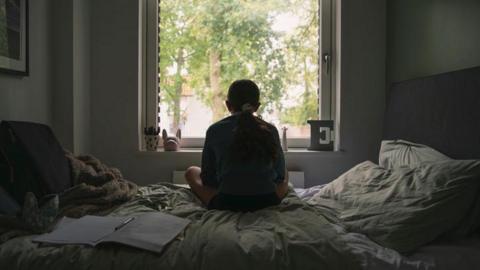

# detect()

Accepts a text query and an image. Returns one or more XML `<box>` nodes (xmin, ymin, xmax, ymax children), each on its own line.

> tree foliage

<box><xmin>159</xmin><ymin>0</ymin><xmax>318</xmax><ymax>131</ymax></box>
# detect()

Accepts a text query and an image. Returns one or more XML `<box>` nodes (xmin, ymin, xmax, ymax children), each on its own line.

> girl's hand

<box><xmin>276</xmin><ymin>179</ymin><xmax>289</xmax><ymax>199</ymax></box>
<box><xmin>276</xmin><ymin>167</ymin><xmax>289</xmax><ymax>199</ymax></box>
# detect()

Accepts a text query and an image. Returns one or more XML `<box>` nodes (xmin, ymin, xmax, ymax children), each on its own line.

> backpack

<box><xmin>0</xmin><ymin>121</ymin><xmax>72</xmax><ymax>206</ymax></box>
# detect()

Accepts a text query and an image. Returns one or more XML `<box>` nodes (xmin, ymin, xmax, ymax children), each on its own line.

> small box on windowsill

<box><xmin>307</xmin><ymin>120</ymin><xmax>334</xmax><ymax>151</ymax></box>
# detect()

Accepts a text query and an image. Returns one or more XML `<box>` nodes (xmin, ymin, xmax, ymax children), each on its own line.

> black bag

<box><xmin>0</xmin><ymin>121</ymin><xmax>72</xmax><ymax>205</ymax></box>
<box><xmin>0</xmin><ymin>185</ymin><xmax>20</xmax><ymax>215</ymax></box>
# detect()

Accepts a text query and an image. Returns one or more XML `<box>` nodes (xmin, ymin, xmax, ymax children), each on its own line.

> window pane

<box><xmin>158</xmin><ymin>0</ymin><xmax>319</xmax><ymax>138</ymax></box>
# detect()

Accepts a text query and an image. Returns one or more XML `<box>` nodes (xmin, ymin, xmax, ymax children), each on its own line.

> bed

<box><xmin>1</xmin><ymin>66</ymin><xmax>480</xmax><ymax>270</ymax></box>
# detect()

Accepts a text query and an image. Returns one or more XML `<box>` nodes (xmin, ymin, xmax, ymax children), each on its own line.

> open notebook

<box><xmin>33</xmin><ymin>212</ymin><xmax>190</xmax><ymax>254</ymax></box>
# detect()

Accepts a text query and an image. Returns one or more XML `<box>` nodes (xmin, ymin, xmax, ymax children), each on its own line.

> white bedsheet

<box><xmin>295</xmin><ymin>186</ymin><xmax>480</xmax><ymax>270</ymax></box>
<box><xmin>294</xmin><ymin>185</ymin><xmax>325</xmax><ymax>200</ymax></box>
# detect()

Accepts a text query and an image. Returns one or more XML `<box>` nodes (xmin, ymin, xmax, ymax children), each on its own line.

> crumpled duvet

<box><xmin>308</xmin><ymin>160</ymin><xmax>480</xmax><ymax>253</ymax></box>
<box><xmin>0</xmin><ymin>184</ymin><xmax>376</xmax><ymax>270</ymax></box>
<box><xmin>0</xmin><ymin>183</ymin><xmax>458</xmax><ymax>270</ymax></box>
<box><xmin>2</xmin><ymin>157</ymin><xmax>480</xmax><ymax>270</ymax></box>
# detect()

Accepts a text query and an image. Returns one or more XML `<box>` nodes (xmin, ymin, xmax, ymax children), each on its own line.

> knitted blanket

<box><xmin>60</xmin><ymin>152</ymin><xmax>138</xmax><ymax>218</ymax></box>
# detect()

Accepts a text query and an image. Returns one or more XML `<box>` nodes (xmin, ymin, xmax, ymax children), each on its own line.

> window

<box><xmin>142</xmin><ymin>0</ymin><xmax>336</xmax><ymax>148</ymax></box>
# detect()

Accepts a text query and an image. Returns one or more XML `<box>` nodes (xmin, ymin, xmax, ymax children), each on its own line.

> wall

<box><xmin>51</xmin><ymin>0</ymin><xmax>74</xmax><ymax>150</ymax></box>
<box><xmin>0</xmin><ymin>0</ymin><xmax>52</xmax><ymax>125</ymax></box>
<box><xmin>388</xmin><ymin>0</ymin><xmax>480</xmax><ymax>83</ymax></box>
<box><xmin>72</xmin><ymin>0</ymin><xmax>91</xmax><ymax>155</ymax></box>
<box><xmin>89</xmin><ymin>0</ymin><xmax>386</xmax><ymax>186</ymax></box>
<box><xmin>50</xmin><ymin>0</ymin><xmax>91</xmax><ymax>154</ymax></box>
<box><xmin>0</xmin><ymin>0</ymin><xmax>90</xmax><ymax>154</ymax></box>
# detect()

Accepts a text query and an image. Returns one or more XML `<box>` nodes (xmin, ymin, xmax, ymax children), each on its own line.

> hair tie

<box><xmin>241</xmin><ymin>103</ymin><xmax>253</xmax><ymax>112</ymax></box>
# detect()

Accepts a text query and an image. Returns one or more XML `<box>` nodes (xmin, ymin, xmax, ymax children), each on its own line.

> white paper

<box><xmin>34</xmin><ymin>216</ymin><xmax>126</xmax><ymax>245</ymax></box>
<box><xmin>100</xmin><ymin>212</ymin><xmax>190</xmax><ymax>253</ymax></box>
<box><xmin>33</xmin><ymin>212</ymin><xmax>190</xmax><ymax>254</ymax></box>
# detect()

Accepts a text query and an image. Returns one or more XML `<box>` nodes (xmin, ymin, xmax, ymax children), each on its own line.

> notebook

<box><xmin>34</xmin><ymin>212</ymin><xmax>190</xmax><ymax>254</ymax></box>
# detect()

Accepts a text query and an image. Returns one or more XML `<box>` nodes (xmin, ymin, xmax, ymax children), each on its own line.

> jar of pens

<box><xmin>144</xmin><ymin>126</ymin><xmax>160</xmax><ymax>151</ymax></box>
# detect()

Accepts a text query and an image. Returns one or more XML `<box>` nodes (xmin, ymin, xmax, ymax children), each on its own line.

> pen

<box><xmin>114</xmin><ymin>217</ymin><xmax>135</xmax><ymax>231</ymax></box>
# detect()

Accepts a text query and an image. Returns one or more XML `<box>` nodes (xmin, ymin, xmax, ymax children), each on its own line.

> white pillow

<box><xmin>309</xmin><ymin>160</ymin><xmax>480</xmax><ymax>252</ymax></box>
<box><xmin>379</xmin><ymin>139</ymin><xmax>450</xmax><ymax>169</ymax></box>
<box><xmin>378</xmin><ymin>140</ymin><xmax>480</xmax><ymax>236</ymax></box>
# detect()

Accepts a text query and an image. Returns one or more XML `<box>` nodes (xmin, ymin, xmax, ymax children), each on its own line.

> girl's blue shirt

<box><xmin>200</xmin><ymin>114</ymin><xmax>285</xmax><ymax>195</ymax></box>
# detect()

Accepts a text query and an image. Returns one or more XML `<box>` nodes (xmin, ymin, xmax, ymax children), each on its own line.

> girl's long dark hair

<box><xmin>228</xmin><ymin>80</ymin><xmax>277</xmax><ymax>163</ymax></box>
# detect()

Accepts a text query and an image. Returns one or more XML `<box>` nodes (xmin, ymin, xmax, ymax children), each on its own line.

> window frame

<box><xmin>141</xmin><ymin>0</ymin><xmax>337</xmax><ymax>150</ymax></box>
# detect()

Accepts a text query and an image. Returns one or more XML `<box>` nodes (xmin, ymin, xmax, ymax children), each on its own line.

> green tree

<box><xmin>159</xmin><ymin>0</ymin><xmax>198</xmax><ymax>129</ymax></box>
<box><xmin>280</xmin><ymin>0</ymin><xmax>319</xmax><ymax>125</ymax></box>
<box><xmin>160</xmin><ymin>0</ymin><xmax>288</xmax><ymax>129</ymax></box>
<box><xmin>159</xmin><ymin>0</ymin><xmax>319</xmax><ymax>131</ymax></box>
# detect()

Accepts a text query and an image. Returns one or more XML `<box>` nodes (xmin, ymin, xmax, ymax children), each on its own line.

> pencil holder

<box><xmin>144</xmin><ymin>126</ymin><xmax>160</xmax><ymax>151</ymax></box>
<box><xmin>144</xmin><ymin>135</ymin><xmax>159</xmax><ymax>151</ymax></box>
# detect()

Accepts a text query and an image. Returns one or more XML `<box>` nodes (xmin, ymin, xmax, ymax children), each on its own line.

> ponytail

<box><xmin>227</xmin><ymin>80</ymin><xmax>277</xmax><ymax>162</ymax></box>
<box><xmin>230</xmin><ymin>104</ymin><xmax>277</xmax><ymax>162</ymax></box>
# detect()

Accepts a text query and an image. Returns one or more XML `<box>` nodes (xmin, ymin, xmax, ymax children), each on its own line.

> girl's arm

<box><xmin>200</xmin><ymin>128</ymin><xmax>218</xmax><ymax>188</ymax></box>
<box><xmin>276</xmin><ymin>167</ymin><xmax>289</xmax><ymax>199</ymax></box>
<box><xmin>271</xmin><ymin>126</ymin><xmax>288</xmax><ymax>199</ymax></box>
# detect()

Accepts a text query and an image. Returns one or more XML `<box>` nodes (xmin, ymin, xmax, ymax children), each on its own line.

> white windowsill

<box><xmin>137</xmin><ymin>147</ymin><xmax>345</xmax><ymax>156</ymax></box>
<box><xmin>283</xmin><ymin>148</ymin><xmax>344</xmax><ymax>155</ymax></box>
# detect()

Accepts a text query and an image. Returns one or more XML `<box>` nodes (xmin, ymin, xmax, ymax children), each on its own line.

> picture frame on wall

<box><xmin>0</xmin><ymin>0</ymin><xmax>28</xmax><ymax>76</ymax></box>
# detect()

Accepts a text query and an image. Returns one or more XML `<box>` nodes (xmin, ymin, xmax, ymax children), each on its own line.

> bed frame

<box><xmin>384</xmin><ymin>66</ymin><xmax>480</xmax><ymax>159</ymax></box>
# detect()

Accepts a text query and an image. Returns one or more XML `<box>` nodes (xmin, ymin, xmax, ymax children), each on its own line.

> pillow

<box><xmin>379</xmin><ymin>140</ymin><xmax>450</xmax><ymax>169</ymax></box>
<box><xmin>379</xmin><ymin>140</ymin><xmax>480</xmax><ymax>237</ymax></box>
<box><xmin>308</xmin><ymin>160</ymin><xmax>480</xmax><ymax>253</ymax></box>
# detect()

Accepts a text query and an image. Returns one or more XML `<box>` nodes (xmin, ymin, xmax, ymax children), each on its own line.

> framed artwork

<box><xmin>0</xmin><ymin>0</ymin><xmax>28</xmax><ymax>76</ymax></box>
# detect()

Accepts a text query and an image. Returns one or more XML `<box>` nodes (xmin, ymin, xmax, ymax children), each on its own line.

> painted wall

<box><xmin>50</xmin><ymin>0</ymin><xmax>92</xmax><ymax>154</ymax></box>
<box><xmin>51</xmin><ymin>0</ymin><xmax>74</xmax><ymax>150</ymax></box>
<box><xmin>0</xmin><ymin>0</ymin><xmax>52</xmax><ymax>125</ymax></box>
<box><xmin>89</xmin><ymin>0</ymin><xmax>386</xmax><ymax>186</ymax></box>
<box><xmin>72</xmin><ymin>0</ymin><xmax>92</xmax><ymax>155</ymax></box>
<box><xmin>388</xmin><ymin>0</ymin><xmax>480</xmax><ymax>83</ymax></box>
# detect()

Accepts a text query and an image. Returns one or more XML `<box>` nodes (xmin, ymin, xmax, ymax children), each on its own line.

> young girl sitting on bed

<box><xmin>185</xmin><ymin>79</ymin><xmax>288</xmax><ymax>212</ymax></box>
